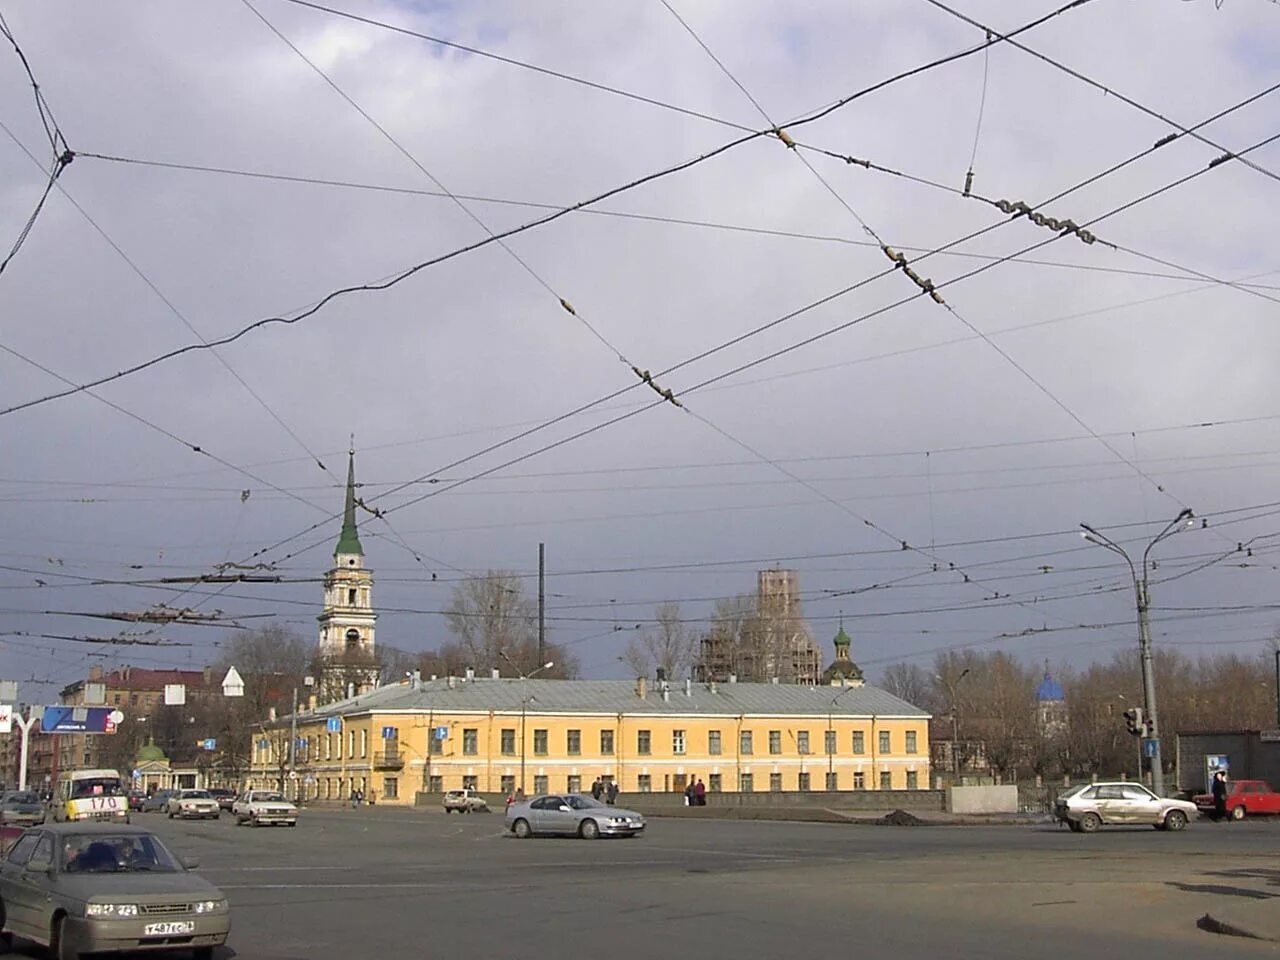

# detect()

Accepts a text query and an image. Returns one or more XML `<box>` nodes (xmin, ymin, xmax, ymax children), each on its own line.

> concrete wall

<box><xmin>1176</xmin><ymin>733</ymin><xmax>1280</xmax><ymax>793</ymax></box>
<box><xmin>946</xmin><ymin>785</ymin><xmax>1019</xmax><ymax>814</ymax></box>
<box><xmin>414</xmin><ymin>789</ymin><xmax>946</xmax><ymax>813</ymax></box>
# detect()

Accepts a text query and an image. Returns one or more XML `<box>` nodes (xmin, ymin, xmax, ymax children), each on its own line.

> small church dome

<box><xmin>1036</xmin><ymin>671</ymin><xmax>1065</xmax><ymax>702</ymax></box>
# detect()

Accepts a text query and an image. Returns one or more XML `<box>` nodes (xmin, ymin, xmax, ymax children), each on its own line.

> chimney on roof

<box><xmin>122</xmin><ymin>666</ymin><xmax>131</xmax><ymax>682</ymax></box>
<box><xmin>491</xmin><ymin>668</ymin><xmax>500</xmax><ymax>680</ymax></box>
<box><xmin>636</xmin><ymin>676</ymin><xmax>646</xmax><ymax>700</ymax></box>
<box><xmin>447</xmin><ymin>676</ymin><xmax>457</xmax><ymax>690</ymax></box>
<box><xmin>202</xmin><ymin>666</ymin><xmax>212</xmax><ymax>686</ymax></box>
<box><xmin>465</xmin><ymin>667</ymin><xmax>475</xmax><ymax>681</ymax></box>
<box><xmin>709</xmin><ymin>680</ymin><xmax>718</xmax><ymax>694</ymax></box>
<box><xmin>268</xmin><ymin>707</ymin><xmax>276</xmax><ymax>721</ymax></box>
<box><xmin>430</xmin><ymin>674</ymin><xmax>438</xmax><ymax>681</ymax></box>
<box><xmin>89</xmin><ymin>665</ymin><xmax>102</xmax><ymax>682</ymax></box>
<box><xmin>728</xmin><ymin>674</ymin><xmax>737</xmax><ymax>684</ymax></box>
<box><xmin>308</xmin><ymin>694</ymin><xmax>317</xmax><ymax>712</ymax></box>
<box><xmin>771</xmin><ymin>676</ymin><xmax>779</xmax><ymax>685</ymax></box>
<box><xmin>656</xmin><ymin>667</ymin><xmax>667</xmax><ymax>683</ymax></box>
<box><xmin>410</xmin><ymin>670</ymin><xmax>421</xmax><ymax>690</ymax></box>
<box><xmin>662</xmin><ymin>687</ymin><xmax>670</xmax><ymax>702</ymax></box>
<box><xmin>347</xmin><ymin>682</ymin><xmax>355</xmax><ymax>699</ymax></box>
<box><xmin>684</xmin><ymin>678</ymin><xmax>692</xmax><ymax>697</ymax></box>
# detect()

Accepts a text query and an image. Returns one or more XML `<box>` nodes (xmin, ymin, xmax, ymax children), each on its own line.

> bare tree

<box><xmin>622</xmin><ymin>603</ymin><xmax>696</xmax><ymax>679</ymax></box>
<box><xmin>879</xmin><ymin>663</ymin><xmax>937</xmax><ymax>712</ymax></box>
<box><xmin>444</xmin><ymin>572</ymin><xmax>579</xmax><ymax>678</ymax></box>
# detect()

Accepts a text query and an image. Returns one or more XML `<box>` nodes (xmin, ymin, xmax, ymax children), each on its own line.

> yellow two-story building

<box><xmin>249</xmin><ymin>672</ymin><xmax>930</xmax><ymax>804</ymax></box>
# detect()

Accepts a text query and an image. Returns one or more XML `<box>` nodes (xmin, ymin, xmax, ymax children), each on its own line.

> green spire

<box><xmin>335</xmin><ymin>447</ymin><xmax>363</xmax><ymax>556</ymax></box>
<box><xmin>833</xmin><ymin>622</ymin><xmax>851</xmax><ymax>659</ymax></box>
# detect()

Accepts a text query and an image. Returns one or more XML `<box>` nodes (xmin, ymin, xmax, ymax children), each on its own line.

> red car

<box><xmin>1193</xmin><ymin>779</ymin><xmax>1280</xmax><ymax>820</ymax></box>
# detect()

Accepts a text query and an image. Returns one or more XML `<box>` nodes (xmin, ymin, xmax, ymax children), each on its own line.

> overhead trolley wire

<box><xmin>0</xmin><ymin>0</ymin><xmax>1092</xmax><ymax>421</ymax></box>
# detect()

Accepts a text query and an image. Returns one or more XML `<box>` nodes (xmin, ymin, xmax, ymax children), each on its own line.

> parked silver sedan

<box><xmin>505</xmin><ymin>794</ymin><xmax>645</xmax><ymax>839</ymax></box>
<box><xmin>1055</xmin><ymin>781</ymin><xmax>1197</xmax><ymax>832</ymax></box>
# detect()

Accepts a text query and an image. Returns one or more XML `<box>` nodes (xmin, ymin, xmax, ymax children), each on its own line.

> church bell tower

<box><xmin>317</xmin><ymin>448</ymin><xmax>379</xmax><ymax>703</ymax></box>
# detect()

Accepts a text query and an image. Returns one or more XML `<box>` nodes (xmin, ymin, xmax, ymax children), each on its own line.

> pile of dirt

<box><xmin>876</xmin><ymin>809</ymin><xmax>927</xmax><ymax>826</ymax></box>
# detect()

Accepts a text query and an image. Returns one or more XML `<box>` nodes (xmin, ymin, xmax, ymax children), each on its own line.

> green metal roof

<box><xmin>334</xmin><ymin>449</ymin><xmax>363</xmax><ymax>557</ymax></box>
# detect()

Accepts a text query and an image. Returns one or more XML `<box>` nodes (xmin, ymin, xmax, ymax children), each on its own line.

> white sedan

<box><xmin>232</xmin><ymin>790</ymin><xmax>298</xmax><ymax>827</ymax></box>
<box><xmin>166</xmin><ymin>789</ymin><xmax>220</xmax><ymax>820</ymax></box>
<box><xmin>1055</xmin><ymin>782</ymin><xmax>1198</xmax><ymax>832</ymax></box>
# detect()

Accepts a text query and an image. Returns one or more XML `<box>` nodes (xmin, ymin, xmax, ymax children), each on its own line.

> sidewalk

<box><xmin>644</xmin><ymin>805</ymin><xmax>1047</xmax><ymax>826</ymax></box>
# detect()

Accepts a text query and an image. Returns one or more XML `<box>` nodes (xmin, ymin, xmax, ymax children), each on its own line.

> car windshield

<box><xmin>256</xmin><ymin>793</ymin><xmax>286</xmax><ymax>803</ymax></box>
<box><xmin>564</xmin><ymin>795</ymin><xmax>606</xmax><ymax>810</ymax></box>
<box><xmin>181</xmin><ymin>790</ymin><xmax>212</xmax><ymax>799</ymax></box>
<box><xmin>61</xmin><ymin>833</ymin><xmax>181</xmax><ymax>874</ymax></box>
<box><xmin>70</xmin><ymin>778</ymin><xmax>124</xmax><ymax>799</ymax></box>
<box><xmin>3</xmin><ymin>793</ymin><xmax>38</xmax><ymax>805</ymax></box>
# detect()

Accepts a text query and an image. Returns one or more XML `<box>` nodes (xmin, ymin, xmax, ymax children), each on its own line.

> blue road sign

<box><xmin>1142</xmin><ymin>737</ymin><xmax>1159</xmax><ymax>758</ymax></box>
<box><xmin>381</xmin><ymin>726</ymin><xmax>397</xmax><ymax>740</ymax></box>
<box><xmin>433</xmin><ymin>726</ymin><xmax>448</xmax><ymax>741</ymax></box>
<box><xmin>326</xmin><ymin>717</ymin><xmax>341</xmax><ymax>733</ymax></box>
<box><xmin>202</xmin><ymin>738</ymin><xmax>216</xmax><ymax>751</ymax></box>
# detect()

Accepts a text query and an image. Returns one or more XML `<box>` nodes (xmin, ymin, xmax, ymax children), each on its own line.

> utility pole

<box><xmin>1082</xmin><ymin>508</ymin><xmax>1194</xmax><ymax>796</ymax></box>
<box><xmin>538</xmin><ymin>542</ymin><xmax>546</xmax><ymax>666</ymax></box>
<box><xmin>15</xmin><ymin>707</ymin><xmax>41</xmax><ymax>792</ymax></box>
<box><xmin>288</xmin><ymin>686</ymin><xmax>298</xmax><ymax>802</ymax></box>
<box><xmin>1274</xmin><ymin>648</ymin><xmax>1279</xmax><ymax>728</ymax></box>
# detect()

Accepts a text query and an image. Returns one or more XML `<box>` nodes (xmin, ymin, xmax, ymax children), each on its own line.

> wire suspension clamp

<box><xmin>630</xmin><ymin>366</ymin><xmax>683</xmax><ymax>407</ymax></box>
<box><xmin>993</xmin><ymin>198</ymin><xmax>1096</xmax><ymax>244</ymax></box>
<box><xmin>881</xmin><ymin>246</ymin><xmax>946</xmax><ymax>304</ymax></box>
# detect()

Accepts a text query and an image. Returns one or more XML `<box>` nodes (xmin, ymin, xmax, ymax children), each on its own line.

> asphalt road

<box><xmin>5</xmin><ymin>807</ymin><xmax>1279</xmax><ymax>959</ymax></box>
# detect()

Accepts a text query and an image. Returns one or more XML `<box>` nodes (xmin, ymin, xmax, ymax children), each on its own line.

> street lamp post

<box><xmin>934</xmin><ymin>668</ymin><xmax>970</xmax><ymax>776</ymax></box>
<box><xmin>287</xmin><ymin>676</ymin><xmax>314</xmax><ymax>803</ymax></box>
<box><xmin>1081</xmin><ymin>508</ymin><xmax>1194</xmax><ymax>796</ymax></box>
<box><xmin>500</xmin><ymin>655</ymin><xmax>555</xmax><ymax>796</ymax></box>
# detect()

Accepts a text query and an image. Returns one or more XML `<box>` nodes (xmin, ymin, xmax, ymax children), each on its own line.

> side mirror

<box><xmin>180</xmin><ymin>856</ymin><xmax>200</xmax><ymax>870</ymax></box>
<box><xmin>26</xmin><ymin>858</ymin><xmax>51</xmax><ymax>874</ymax></box>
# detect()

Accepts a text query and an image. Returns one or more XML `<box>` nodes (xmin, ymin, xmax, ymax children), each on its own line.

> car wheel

<box><xmin>1164</xmin><ymin>810</ymin><xmax>1188</xmax><ymax>831</ymax></box>
<box><xmin>168</xmin><ymin>811</ymin><xmax>174</xmax><ymax>819</ymax></box>
<box><xmin>1231</xmin><ymin>805</ymin><xmax>1246</xmax><ymax>821</ymax></box>
<box><xmin>52</xmin><ymin>914</ymin><xmax>79</xmax><ymax>960</ymax></box>
<box><xmin>1078</xmin><ymin>813</ymin><xmax>1102</xmax><ymax>833</ymax></box>
<box><xmin>579</xmin><ymin>819</ymin><xmax>600</xmax><ymax>840</ymax></box>
<box><xmin>512</xmin><ymin>818</ymin><xmax>532</xmax><ymax>839</ymax></box>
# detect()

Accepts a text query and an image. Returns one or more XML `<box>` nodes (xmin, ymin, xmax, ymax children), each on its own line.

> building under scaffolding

<box><xmin>695</xmin><ymin>569</ymin><xmax>822</xmax><ymax>685</ymax></box>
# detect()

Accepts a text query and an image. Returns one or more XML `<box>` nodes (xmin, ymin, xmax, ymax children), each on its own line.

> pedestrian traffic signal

<box><xmin>1123</xmin><ymin>707</ymin><xmax>1144</xmax><ymax>736</ymax></box>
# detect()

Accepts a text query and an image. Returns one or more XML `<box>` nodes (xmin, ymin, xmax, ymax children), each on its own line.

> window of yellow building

<box><xmin>852</xmin><ymin>731</ymin><xmax>865</xmax><ymax>754</ymax></box>
<box><xmin>566</xmin><ymin>730</ymin><xmax>581</xmax><ymax>755</ymax></box>
<box><xmin>797</xmin><ymin>731</ymin><xmax>810</xmax><ymax>755</ymax></box>
<box><xmin>533</xmin><ymin>775</ymin><xmax>547</xmax><ymax>794</ymax></box>
<box><xmin>907</xmin><ymin>770</ymin><xmax>918</xmax><ymax>789</ymax></box>
<box><xmin>361</xmin><ymin>729</ymin><xmax>368</xmax><ymax>758</ymax></box>
<box><xmin>463</xmin><ymin>728</ymin><xmax>478</xmax><ymax>755</ymax></box>
<box><xmin>825</xmin><ymin>730</ymin><xmax>837</xmax><ymax>755</ymax></box>
<box><xmin>708</xmin><ymin>773</ymin><xmax>721</xmax><ymax>792</ymax></box>
<box><xmin>600</xmin><ymin>730</ymin><xmax>614</xmax><ymax>755</ymax></box>
<box><xmin>500</xmin><ymin>775</ymin><xmax>514</xmax><ymax>795</ymax></box>
<box><xmin>825</xmin><ymin>771</ymin><xmax>837</xmax><ymax>790</ymax></box>
<box><xmin>464</xmin><ymin>775</ymin><xmax>478</xmax><ymax>790</ymax></box>
<box><xmin>349</xmin><ymin>730</ymin><xmax>356</xmax><ymax>757</ymax></box>
<box><xmin>854</xmin><ymin>771</ymin><xmax>865</xmax><ymax>789</ymax></box>
<box><xmin>770</xmin><ymin>773</ymin><xmax>782</xmax><ymax>791</ymax></box>
<box><xmin>567</xmin><ymin>775</ymin><xmax>581</xmax><ymax>793</ymax></box>
<box><xmin>637</xmin><ymin>775</ymin><xmax>651</xmax><ymax>793</ymax></box>
<box><xmin>533</xmin><ymin>729</ymin><xmax>548</xmax><ymax>755</ymax></box>
<box><xmin>740</xmin><ymin>731</ymin><xmax>753</xmax><ymax>755</ymax></box>
<box><xmin>501</xmin><ymin>728</ymin><xmax>516</xmax><ymax>755</ymax></box>
<box><xmin>768</xmin><ymin>730</ymin><xmax>782</xmax><ymax>754</ymax></box>
<box><xmin>799</xmin><ymin>772</ymin><xmax>811</xmax><ymax>791</ymax></box>
<box><xmin>880</xmin><ymin>770</ymin><xmax>892</xmax><ymax>790</ymax></box>
<box><xmin>906</xmin><ymin>731</ymin><xmax>918</xmax><ymax>754</ymax></box>
<box><xmin>708</xmin><ymin>730</ymin><xmax>721</xmax><ymax>755</ymax></box>
<box><xmin>879</xmin><ymin>730</ymin><xmax>891</xmax><ymax>755</ymax></box>
<box><xmin>740</xmin><ymin>773</ymin><xmax>754</xmax><ymax>792</ymax></box>
<box><xmin>383</xmin><ymin>777</ymin><xmax>398</xmax><ymax>800</ymax></box>
<box><xmin>637</xmin><ymin>730</ymin><xmax>651</xmax><ymax>755</ymax></box>
<box><xmin>672</xmin><ymin>730</ymin><xmax>685</xmax><ymax>755</ymax></box>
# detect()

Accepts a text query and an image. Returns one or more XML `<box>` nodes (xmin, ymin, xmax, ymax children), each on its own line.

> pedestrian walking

<box><xmin>1211</xmin><ymin>770</ymin><xmax>1229</xmax><ymax>822</ymax></box>
<box><xmin>694</xmin><ymin>778</ymin><xmax>706</xmax><ymax>806</ymax></box>
<box><xmin>605</xmin><ymin>779</ymin><xmax>618</xmax><ymax>805</ymax></box>
<box><xmin>591</xmin><ymin>777</ymin><xmax>603</xmax><ymax>801</ymax></box>
<box><xmin>683</xmin><ymin>779</ymin><xmax>695</xmax><ymax>807</ymax></box>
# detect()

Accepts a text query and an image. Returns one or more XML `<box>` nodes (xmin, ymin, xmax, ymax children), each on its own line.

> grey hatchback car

<box><xmin>0</xmin><ymin>822</ymin><xmax>230</xmax><ymax>959</ymax></box>
<box><xmin>505</xmin><ymin>794</ymin><xmax>645</xmax><ymax>839</ymax></box>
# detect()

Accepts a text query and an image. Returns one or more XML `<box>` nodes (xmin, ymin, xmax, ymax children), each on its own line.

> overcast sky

<box><xmin>2</xmin><ymin>0</ymin><xmax>1278</xmax><ymax>703</ymax></box>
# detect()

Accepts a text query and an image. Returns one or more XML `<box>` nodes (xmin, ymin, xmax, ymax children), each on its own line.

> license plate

<box><xmin>144</xmin><ymin>921</ymin><xmax>194</xmax><ymax>935</ymax></box>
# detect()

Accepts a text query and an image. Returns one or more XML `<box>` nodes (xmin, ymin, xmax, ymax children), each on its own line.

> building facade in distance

<box><xmin>250</xmin><ymin>673</ymin><xmax>930</xmax><ymax>804</ymax></box>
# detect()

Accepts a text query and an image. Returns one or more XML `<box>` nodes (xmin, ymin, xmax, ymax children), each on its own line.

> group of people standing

<box><xmin>683</xmin><ymin>778</ymin><xmax>707</xmax><ymax>806</ymax></box>
<box><xmin>590</xmin><ymin>777</ymin><xmax>619</xmax><ymax>805</ymax></box>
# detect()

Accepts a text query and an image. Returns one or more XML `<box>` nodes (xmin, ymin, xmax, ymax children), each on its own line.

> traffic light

<box><xmin>1123</xmin><ymin>707</ymin><xmax>1144</xmax><ymax>736</ymax></box>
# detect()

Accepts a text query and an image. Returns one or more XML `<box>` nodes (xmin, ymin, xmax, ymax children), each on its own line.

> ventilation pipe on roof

<box><xmin>684</xmin><ymin>678</ymin><xmax>692</xmax><ymax>697</ymax></box>
<box><xmin>709</xmin><ymin>681</ymin><xmax>718</xmax><ymax>694</ymax></box>
<box><xmin>771</xmin><ymin>676</ymin><xmax>780</xmax><ymax>685</ymax></box>
<box><xmin>636</xmin><ymin>677</ymin><xmax>647</xmax><ymax>700</ymax></box>
<box><xmin>410</xmin><ymin>671</ymin><xmax>421</xmax><ymax>690</ymax></box>
<box><xmin>465</xmin><ymin>667</ymin><xmax>475</xmax><ymax>681</ymax></box>
<box><xmin>728</xmin><ymin>674</ymin><xmax>737</xmax><ymax>684</ymax></box>
<box><xmin>492</xmin><ymin>668</ymin><xmax>500</xmax><ymax>680</ymax></box>
<box><xmin>447</xmin><ymin>675</ymin><xmax>457</xmax><ymax>690</ymax></box>
<box><xmin>662</xmin><ymin>687</ymin><xmax>670</xmax><ymax>702</ymax></box>
<box><xmin>430</xmin><ymin>674</ymin><xmax>438</xmax><ymax>681</ymax></box>
<box><xmin>347</xmin><ymin>682</ymin><xmax>355</xmax><ymax>699</ymax></box>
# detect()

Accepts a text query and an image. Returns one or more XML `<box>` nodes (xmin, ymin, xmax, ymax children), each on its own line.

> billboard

<box><xmin>40</xmin><ymin>706</ymin><xmax>124</xmax><ymax>734</ymax></box>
